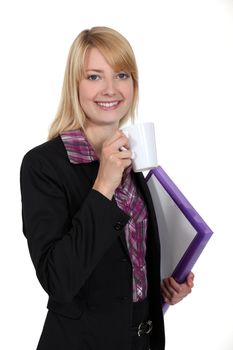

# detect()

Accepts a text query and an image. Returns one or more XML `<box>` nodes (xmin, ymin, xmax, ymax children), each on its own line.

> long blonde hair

<box><xmin>48</xmin><ymin>26</ymin><xmax>139</xmax><ymax>140</ymax></box>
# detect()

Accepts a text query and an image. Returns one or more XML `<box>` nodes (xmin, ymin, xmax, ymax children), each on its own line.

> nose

<box><xmin>101</xmin><ymin>77</ymin><xmax>117</xmax><ymax>96</ymax></box>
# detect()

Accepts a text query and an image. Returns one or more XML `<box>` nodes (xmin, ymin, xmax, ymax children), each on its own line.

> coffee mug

<box><xmin>122</xmin><ymin>122</ymin><xmax>157</xmax><ymax>172</ymax></box>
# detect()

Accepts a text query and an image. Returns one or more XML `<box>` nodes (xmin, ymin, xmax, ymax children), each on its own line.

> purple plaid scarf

<box><xmin>60</xmin><ymin>129</ymin><xmax>148</xmax><ymax>302</ymax></box>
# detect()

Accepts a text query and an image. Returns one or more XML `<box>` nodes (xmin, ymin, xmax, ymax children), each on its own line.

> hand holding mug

<box><xmin>93</xmin><ymin>130</ymin><xmax>132</xmax><ymax>199</ymax></box>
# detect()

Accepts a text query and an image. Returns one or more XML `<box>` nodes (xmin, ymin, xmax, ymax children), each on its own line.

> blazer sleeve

<box><xmin>20</xmin><ymin>150</ymin><xmax>130</xmax><ymax>303</ymax></box>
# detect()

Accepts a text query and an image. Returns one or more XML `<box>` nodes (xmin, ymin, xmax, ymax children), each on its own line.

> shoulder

<box><xmin>21</xmin><ymin>136</ymin><xmax>69</xmax><ymax>175</ymax></box>
<box><xmin>22</xmin><ymin>136</ymin><xmax>67</xmax><ymax>164</ymax></box>
<box><xmin>23</xmin><ymin>136</ymin><xmax>66</xmax><ymax>161</ymax></box>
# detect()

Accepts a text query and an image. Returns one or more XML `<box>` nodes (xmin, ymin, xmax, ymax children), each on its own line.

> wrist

<box><xmin>92</xmin><ymin>180</ymin><xmax>114</xmax><ymax>200</ymax></box>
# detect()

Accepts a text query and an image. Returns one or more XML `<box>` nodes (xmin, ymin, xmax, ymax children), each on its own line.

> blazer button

<box><xmin>114</xmin><ymin>222</ymin><xmax>123</xmax><ymax>231</ymax></box>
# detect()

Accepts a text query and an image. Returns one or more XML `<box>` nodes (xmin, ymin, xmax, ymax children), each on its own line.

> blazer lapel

<box><xmin>111</xmin><ymin>196</ymin><xmax>131</xmax><ymax>258</ymax></box>
<box><xmin>133</xmin><ymin>171</ymin><xmax>159</xmax><ymax>234</ymax></box>
<box><xmin>133</xmin><ymin>171</ymin><xmax>161</xmax><ymax>261</ymax></box>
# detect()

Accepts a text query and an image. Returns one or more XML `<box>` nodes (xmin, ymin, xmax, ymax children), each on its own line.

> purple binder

<box><xmin>146</xmin><ymin>166</ymin><xmax>213</xmax><ymax>313</ymax></box>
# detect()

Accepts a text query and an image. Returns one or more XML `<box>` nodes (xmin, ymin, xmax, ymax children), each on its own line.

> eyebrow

<box><xmin>85</xmin><ymin>69</ymin><xmax>104</xmax><ymax>73</ymax></box>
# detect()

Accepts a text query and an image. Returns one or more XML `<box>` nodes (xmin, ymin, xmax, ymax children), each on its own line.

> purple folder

<box><xmin>146</xmin><ymin>166</ymin><xmax>213</xmax><ymax>313</ymax></box>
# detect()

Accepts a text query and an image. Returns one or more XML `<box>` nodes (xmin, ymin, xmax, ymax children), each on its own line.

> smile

<box><xmin>95</xmin><ymin>101</ymin><xmax>121</xmax><ymax>110</ymax></box>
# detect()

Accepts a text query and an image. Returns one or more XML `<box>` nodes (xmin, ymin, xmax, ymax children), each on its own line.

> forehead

<box><xmin>84</xmin><ymin>47</ymin><xmax>112</xmax><ymax>70</ymax></box>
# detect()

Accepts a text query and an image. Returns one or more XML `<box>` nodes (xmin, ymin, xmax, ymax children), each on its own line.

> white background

<box><xmin>1</xmin><ymin>0</ymin><xmax>233</xmax><ymax>349</ymax></box>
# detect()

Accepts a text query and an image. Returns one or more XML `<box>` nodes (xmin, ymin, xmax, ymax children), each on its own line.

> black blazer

<box><xmin>20</xmin><ymin>136</ymin><xmax>165</xmax><ymax>350</ymax></box>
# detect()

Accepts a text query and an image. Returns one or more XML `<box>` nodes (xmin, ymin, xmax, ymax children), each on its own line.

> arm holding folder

<box><xmin>146</xmin><ymin>166</ymin><xmax>213</xmax><ymax>312</ymax></box>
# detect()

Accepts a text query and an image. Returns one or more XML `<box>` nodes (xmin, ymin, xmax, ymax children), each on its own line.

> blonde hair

<box><xmin>48</xmin><ymin>26</ymin><xmax>139</xmax><ymax>140</ymax></box>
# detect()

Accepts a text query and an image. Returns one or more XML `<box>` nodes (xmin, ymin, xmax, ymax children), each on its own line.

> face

<box><xmin>79</xmin><ymin>47</ymin><xmax>134</xmax><ymax>129</ymax></box>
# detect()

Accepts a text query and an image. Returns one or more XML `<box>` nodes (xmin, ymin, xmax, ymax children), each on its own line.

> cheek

<box><xmin>79</xmin><ymin>85</ymin><xmax>95</xmax><ymax>114</ymax></box>
<box><xmin>79</xmin><ymin>82</ymin><xmax>88</xmax><ymax>104</ymax></box>
<box><xmin>125</xmin><ymin>78</ymin><xmax>134</xmax><ymax>98</ymax></box>
<box><xmin>124</xmin><ymin>83</ymin><xmax>134</xmax><ymax>104</ymax></box>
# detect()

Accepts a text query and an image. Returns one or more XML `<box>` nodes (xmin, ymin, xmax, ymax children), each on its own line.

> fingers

<box><xmin>161</xmin><ymin>274</ymin><xmax>194</xmax><ymax>305</ymax></box>
<box><xmin>104</xmin><ymin>130</ymin><xmax>130</xmax><ymax>152</ymax></box>
<box><xmin>94</xmin><ymin>130</ymin><xmax>132</xmax><ymax>198</ymax></box>
<box><xmin>161</xmin><ymin>277</ymin><xmax>182</xmax><ymax>305</ymax></box>
<box><xmin>102</xmin><ymin>130</ymin><xmax>132</xmax><ymax>164</ymax></box>
<box><xmin>187</xmin><ymin>272</ymin><xmax>195</xmax><ymax>287</ymax></box>
<box><xmin>117</xmin><ymin>149</ymin><xmax>132</xmax><ymax>159</ymax></box>
<box><xmin>108</xmin><ymin>155</ymin><xmax>132</xmax><ymax>173</ymax></box>
<box><xmin>166</xmin><ymin>277</ymin><xmax>181</xmax><ymax>293</ymax></box>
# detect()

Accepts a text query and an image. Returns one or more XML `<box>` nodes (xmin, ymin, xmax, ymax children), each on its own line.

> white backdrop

<box><xmin>1</xmin><ymin>0</ymin><xmax>233</xmax><ymax>349</ymax></box>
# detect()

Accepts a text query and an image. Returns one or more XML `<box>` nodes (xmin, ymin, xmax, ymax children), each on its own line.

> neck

<box><xmin>84</xmin><ymin>123</ymin><xmax>119</xmax><ymax>158</ymax></box>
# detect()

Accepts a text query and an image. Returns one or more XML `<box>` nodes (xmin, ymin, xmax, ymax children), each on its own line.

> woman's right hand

<box><xmin>92</xmin><ymin>130</ymin><xmax>132</xmax><ymax>200</ymax></box>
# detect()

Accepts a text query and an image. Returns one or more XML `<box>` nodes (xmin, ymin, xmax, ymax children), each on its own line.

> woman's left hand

<box><xmin>161</xmin><ymin>272</ymin><xmax>195</xmax><ymax>305</ymax></box>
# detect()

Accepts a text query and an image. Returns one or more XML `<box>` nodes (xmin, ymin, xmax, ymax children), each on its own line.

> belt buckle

<box><xmin>137</xmin><ymin>320</ymin><xmax>153</xmax><ymax>337</ymax></box>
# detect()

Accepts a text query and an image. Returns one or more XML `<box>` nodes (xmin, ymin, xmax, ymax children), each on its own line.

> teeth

<box><xmin>97</xmin><ymin>101</ymin><xmax>119</xmax><ymax>107</ymax></box>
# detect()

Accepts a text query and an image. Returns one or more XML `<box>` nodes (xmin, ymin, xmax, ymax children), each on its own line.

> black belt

<box><xmin>132</xmin><ymin>320</ymin><xmax>153</xmax><ymax>337</ymax></box>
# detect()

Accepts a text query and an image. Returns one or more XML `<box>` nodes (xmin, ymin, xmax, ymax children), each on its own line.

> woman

<box><xmin>20</xmin><ymin>26</ymin><xmax>194</xmax><ymax>350</ymax></box>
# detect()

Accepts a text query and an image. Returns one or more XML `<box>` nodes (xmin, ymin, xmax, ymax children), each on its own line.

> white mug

<box><xmin>122</xmin><ymin>122</ymin><xmax>157</xmax><ymax>172</ymax></box>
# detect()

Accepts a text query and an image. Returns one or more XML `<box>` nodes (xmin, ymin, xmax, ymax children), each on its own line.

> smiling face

<box><xmin>78</xmin><ymin>47</ymin><xmax>134</xmax><ymax>129</ymax></box>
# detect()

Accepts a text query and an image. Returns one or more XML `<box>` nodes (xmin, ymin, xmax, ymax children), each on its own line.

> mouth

<box><xmin>95</xmin><ymin>100</ymin><xmax>122</xmax><ymax>110</ymax></box>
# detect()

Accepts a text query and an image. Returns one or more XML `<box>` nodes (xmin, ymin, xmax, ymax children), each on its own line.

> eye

<box><xmin>116</xmin><ymin>72</ymin><xmax>130</xmax><ymax>80</ymax></box>
<box><xmin>87</xmin><ymin>74</ymin><xmax>100</xmax><ymax>81</ymax></box>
